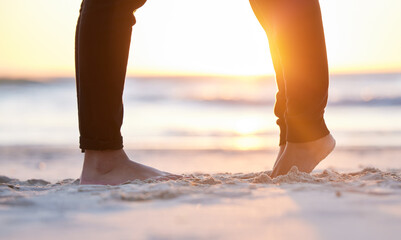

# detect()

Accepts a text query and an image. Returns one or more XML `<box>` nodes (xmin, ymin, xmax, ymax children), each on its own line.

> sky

<box><xmin>0</xmin><ymin>0</ymin><xmax>400</xmax><ymax>78</ymax></box>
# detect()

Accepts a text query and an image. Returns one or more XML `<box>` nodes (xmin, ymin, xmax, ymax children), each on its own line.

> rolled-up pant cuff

<box><xmin>79</xmin><ymin>136</ymin><xmax>123</xmax><ymax>152</ymax></box>
<box><xmin>286</xmin><ymin>115</ymin><xmax>330</xmax><ymax>143</ymax></box>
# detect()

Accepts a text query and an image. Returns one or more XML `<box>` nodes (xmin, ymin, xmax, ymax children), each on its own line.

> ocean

<box><xmin>2</xmin><ymin>73</ymin><xmax>401</xmax><ymax>240</ymax></box>
<box><xmin>1</xmin><ymin>73</ymin><xmax>401</xmax><ymax>150</ymax></box>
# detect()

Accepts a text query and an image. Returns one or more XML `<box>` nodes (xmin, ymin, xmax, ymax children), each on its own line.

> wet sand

<box><xmin>1</xmin><ymin>146</ymin><xmax>401</xmax><ymax>239</ymax></box>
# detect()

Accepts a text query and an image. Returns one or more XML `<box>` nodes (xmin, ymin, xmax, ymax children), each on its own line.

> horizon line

<box><xmin>1</xmin><ymin>69</ymin><xmax>401</xmax><ymax>81</ymax></box>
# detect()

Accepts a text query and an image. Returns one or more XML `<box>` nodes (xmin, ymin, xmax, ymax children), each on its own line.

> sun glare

<box><xmin>232</xmin><ymin>117</ymin><xmax>267</xmax><ymax>150</ymax></box>
<box><xmin>234</xmin><ymin>118</ymin><xmax>265</xmax><ymax>135</ymax></box>
<box><xmin>234</xmin><ymin>136</ymin><xmax>265</xmax><ymax>151</ymax></box>
<box><xmin>0</xmin><ymin>0</ymin><xmax>401</xmax><ymax>78</ymax></box>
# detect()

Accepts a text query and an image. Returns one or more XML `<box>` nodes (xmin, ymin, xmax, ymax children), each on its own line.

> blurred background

<box><xmin>0</xmin><ymin>0</ymin><xmax>401</xmax><ymax>180</ymax></box>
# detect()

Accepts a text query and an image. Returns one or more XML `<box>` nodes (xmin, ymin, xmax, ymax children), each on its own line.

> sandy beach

<box><xmin>1</xmin><ymin>75</ymin><xmax>401</xmax><ymax>239</ymax></box>
<box><xmin>1</xmin><ymin>146</ymin><xmax>401</xmax><ymax>240</ymax></box>
<box><xmin>1</xmin><ymin>0</ymin><xmax>401</xmax><ymax>238</ymax></box>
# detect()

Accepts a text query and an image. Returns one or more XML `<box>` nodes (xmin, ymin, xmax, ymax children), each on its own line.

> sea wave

<box><xmin>171</xmin><ymin>96</ymin><xmax>401</xmax><ymax>107</ymax></box>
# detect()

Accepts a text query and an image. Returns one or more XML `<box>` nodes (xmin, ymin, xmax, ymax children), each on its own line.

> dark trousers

<box><xmin>75</xmin><ymin>0</ymin><xmax>329</xmax><ymax>151</ymax></box>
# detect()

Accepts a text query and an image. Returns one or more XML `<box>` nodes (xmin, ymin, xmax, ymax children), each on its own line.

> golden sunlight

<box><xmin>232</xmin><ymin>117</ymin><xmax>267</xmax><ymax>150</ymax></box>
<box><xmin>234</xmin><ymin>117</ymin><xmax>265</xmax><ymax>135</ymax></box>
<box><xmin>0</xmin><ymin>0</ymin><xmax>401</xmax><ymax>78</ymax></box>
<box><xmin>233</xmin><ymin>136</ymin><xmax>265</xmax><ymax>151</ymax></box>
<box><xmin>128</xmin><ymin>0</ymin><xmax>274</xmax><ymax>77</ymax></box>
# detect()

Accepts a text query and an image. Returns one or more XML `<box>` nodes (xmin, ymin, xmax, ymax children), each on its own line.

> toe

<box><xmin>271</xmin><ymin>164</ymin><xmax>288</xmax><ymax>178</ymax></box>
<box><xmin>270</xmin><ymin>167</ymin><xmax>278</xmax><ymax>178</ymax></box>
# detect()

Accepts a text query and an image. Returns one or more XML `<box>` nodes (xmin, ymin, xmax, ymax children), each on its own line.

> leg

<box><xmin>75</xmin><ymin>0</ymin><xmax>179</xmax><ymax>185</ymax></box>
<box><xmin>76</xmin><ymin>0</ymin><xmax>147</xmax><ymax>150</ymax></box>
<box><xmin>249</xmin><ymin>0</ymin><xmax>335</xmax><ymax>177</ymax></box>
<box><xmin>249</xmin><ymin>0</ymin><xmax>287</xmax><ymax>165</ymax></box>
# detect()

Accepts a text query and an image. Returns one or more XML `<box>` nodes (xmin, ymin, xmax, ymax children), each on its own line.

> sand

<box><xmin>1</xmin><ymin>146</ymin><xmax>401</xmax><ymax>239</ymax></box>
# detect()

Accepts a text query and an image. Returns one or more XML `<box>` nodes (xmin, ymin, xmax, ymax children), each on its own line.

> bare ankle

<box><xmin>288</xmin><ymin>134</ymin><xmax>335</xmax><ymax>148</ymax></box>
<box><xmin>83</xmin><ymin>149</ymin><xmax>129</xmax><ymax>175</ymax></box>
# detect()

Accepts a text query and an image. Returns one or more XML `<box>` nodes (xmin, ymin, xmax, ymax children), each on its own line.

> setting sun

<box><xmin>0</xmin><ymin>0</ymin><xmax>400</xmax><ymax>78</ymax></box>
<box><xmin>2</xmin><ymin>1</ymin><xmax>401</xmax><ymax>238</ymax></box>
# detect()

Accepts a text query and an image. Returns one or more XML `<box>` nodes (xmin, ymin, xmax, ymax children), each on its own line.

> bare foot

<box><xmin>272</xmin><ymin>144</ymin><xmax>286</xmax><ymax>170</ymax></box>
<box><xmin>80</xmin><ymin>149</ymin><xmax>181</xmax><ymax>185</ymax></box>
<box><xmin>271</xmin><ymin>134</ymin><xmax>336</xmax><ymax>178</ymax></box>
